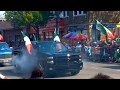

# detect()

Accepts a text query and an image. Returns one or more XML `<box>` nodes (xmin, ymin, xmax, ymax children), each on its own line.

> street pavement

<box><xmin>53</xmin><ymin>61</ymin><xmax>120</xmax><ymax>79</ymax></box>
<box><xmin>1</xmin><ymin>61</ymin><xmax>120</xmax><ymax>79</ymax></box>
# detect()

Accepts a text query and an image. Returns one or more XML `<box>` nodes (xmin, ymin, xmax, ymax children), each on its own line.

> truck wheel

<box><xmin>0</xmin><ymin>63</ymin><xmax>4</xmax><ymax>67</ymax></box>
<box><xmin>71</xmin><ymin>70</ymin><xmax>80</xmax><ymax>76</ymax></box>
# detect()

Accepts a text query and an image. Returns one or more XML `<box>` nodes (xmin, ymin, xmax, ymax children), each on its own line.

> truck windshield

<box><xmin>37</xmin><ymin>42</ymin><xmax>67</xmax><ymax>53</ymax></box>
<box><xmin>0</xmin><ymin>43</ymin><xmax>9</xmax><ymax>50</ymax></box>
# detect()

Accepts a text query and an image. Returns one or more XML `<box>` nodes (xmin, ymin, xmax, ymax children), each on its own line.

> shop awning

<box><xmin>68</xmin><ymin>25</ymin><xmax>85</xmax><ymax>31</ymax></box>
<box><xmin>104</xmin><ymin>24</ymin><xmax>116</xmax><ymax>28</ymax></box>
<box><xmin>92</xmin><ymin>24</ymin><xmax>117</xmax><ymax>30</ymax></box>
<box><xmin>39</xmin><ymin>18</ymin><xmax>65</xmax><ymax>32</ymax></box>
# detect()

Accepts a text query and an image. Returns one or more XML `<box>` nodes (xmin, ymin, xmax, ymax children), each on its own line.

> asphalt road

<box><xmin>1</xmin><ymin>61</ymin><xmax>120</xmax><ymax>79</ymax></box>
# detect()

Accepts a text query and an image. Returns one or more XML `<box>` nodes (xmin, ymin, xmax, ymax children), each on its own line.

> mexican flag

<box><xmin>53</xmin><ymin>28</ymin><xmax>60</xmax><ymax>42</ymax></box>
<box><xmin>21</xmin><ymin>31</ymin><xmax>33</xmax><ymax>54</ymax></box>
<box><xmin>95</xmin><ymin>19</ymin><xmax>114</xmax><ymax>41</ymax></box>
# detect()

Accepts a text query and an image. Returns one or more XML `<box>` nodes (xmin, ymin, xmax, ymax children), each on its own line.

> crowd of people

<box><xmin>8</xmin><ymin>37</ymin><xmax>120</xmax><ymax>63</ymax></box>
<box><xmin>62</xmin><ymin>38</ymin><xmax>120</xmax><ymax>63</ymax></box>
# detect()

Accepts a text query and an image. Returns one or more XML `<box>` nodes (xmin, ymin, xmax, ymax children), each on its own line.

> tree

<box><xmin>88</xmin><ymin>11</ymin><xmax>120</xmax><ymax>41</ymax></box>
<box><xmin>5</xmin><ymin>11</ymin><xmax>51</xmax><ymax>40</ymax></box>
<box><xmin>89</xmin><ymin>11</ymin><xmax>120</xmax><ymax>23</ymax></box>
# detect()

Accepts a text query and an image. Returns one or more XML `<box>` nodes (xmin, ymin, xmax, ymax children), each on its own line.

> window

<box><xmin>9</xmin><ymin>35</ymin><xmax>14</xmax><ymax>41</ymax></box>
<box><xmin>37</xmin><ymin>42</ymin><xmax>67</xmax><ymax>53</ymax></box>
<box><xmin>50</xmin><ymin>11</ymin><xmax>55</xmax><ymax>14</ymax></box>
<box><xmin>73</xmin><ymin>11</ymin><xmax>87</xmax><ymax>16</ymax></box>
<box><xmin>59</xmin><ymin>11</ymin><xmax>68</xmax><ymax>18</ymax></box>
<box><xmin>83</xmin><ymin>11</ymin><xmax>87</xmax><ymax>14</ymax></box>
<box><xmin>78</xmin><ymin>11</ymin><xmax>82</xmax><ymax>14</ymax></box>
<box><xmin>0</xmin><ymin>42</ymin><xmax>9</xmax><ymax>50</ymax></box>
<box><xmin>73</xmin><ymin>11</ymin><xmax>78</xmax><ymax>16</ymax></box>
<box><xmin>15</xmin><ymin>35</ymin><xmax>21</xmax><ymax>42</ymax></box>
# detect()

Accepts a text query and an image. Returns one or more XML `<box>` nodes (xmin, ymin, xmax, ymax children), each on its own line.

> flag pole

<box><xmin>95</xmin><ymin>25</ymin><xmax>97</xmax><ymax>41</ymax></box>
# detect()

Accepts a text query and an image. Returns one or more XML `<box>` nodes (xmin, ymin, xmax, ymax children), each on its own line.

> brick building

<box><xmin>0</xmin><ymin>21</ymin><xmax>36</xmax><ymax>45</ymax></box>
<box><xmin>0</xmin><ymin>11</ymin><xmax>88</xmax><ymax>44</ymax></box>
<box><xmin>61</xmin><ymin>11</ymin><xmax>88</xmax><ymax>34</ymax></box>
<box><xmin>2</xmin><ymin>11</ymin><xmax>120</xmax><ymax>45</ymax></box>
<box><xmin>89</xmin><ymin>11</ymin><xmax>120</xmax><ymax>40</ymax></box>
<box><xmin>39</xmin><ymin>11</ymin><xmax>88</xmax><ymax>41</ymax></box>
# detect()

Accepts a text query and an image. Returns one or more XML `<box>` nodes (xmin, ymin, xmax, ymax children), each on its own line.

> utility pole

<box><xmin>49</xmin><ymin>11</ymin><xmax>60</xmax><ymax>35</ymax></box>
<box><xmin>55</xmin><ymin>11</ymin><xmax>59</xmax><ymax>35</ymax></box>
<box><xmin>87</xmin><ymin>11</ymin><xmax>90</xmax><ymax>41</ymax></box>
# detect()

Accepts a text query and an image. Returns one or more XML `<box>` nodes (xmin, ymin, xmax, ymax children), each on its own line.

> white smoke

<box><xmin>12</xmin><ymin>49</ymin><xmax>39</xmax><ymax>75</ymax></box>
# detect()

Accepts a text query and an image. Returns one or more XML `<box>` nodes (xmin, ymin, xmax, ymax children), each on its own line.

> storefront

<box><xmin>105</xmin><ymin>24</ymin><xmax>120</xmax><ymax>38</ymax></box>
<box><xmin>68</xmin><ymin>24</ymin><xmax>87</xmax><ymax>34</ymax></box>
<box><xmin>27</xmin><ymin>26</ymin><xmax>37</xmax><ymax>41</ymax></box>
<box><xmin>39</xmin><ymin>18</ymin><xmax>65</xmax><ymax>40</ymax></box>
<box><xmin>92</xmin><ymin>23</ymin><xmax>119</xmax><ymax>40</ymax></box>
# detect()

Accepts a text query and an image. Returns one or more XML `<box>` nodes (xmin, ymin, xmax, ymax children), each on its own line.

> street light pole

<box><xmin>55</xmin><ymin>11</ymin><xmax>59</xmax><ymax>35</ymax></box>
<box><xmin>87</xmin><ymin>11</ymin><xmax>90</xmax><ymax>41</ymax></box>
<box><xmin>49</xmin><ymin>11</ymin><xmax>60</xmax><ymax>35</ymax></box>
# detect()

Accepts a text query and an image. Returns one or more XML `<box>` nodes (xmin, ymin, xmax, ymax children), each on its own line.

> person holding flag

<box><xmin>94</xmin><ymin>19</ymin><xmax>114</xmax><ymax>43</ymax></box>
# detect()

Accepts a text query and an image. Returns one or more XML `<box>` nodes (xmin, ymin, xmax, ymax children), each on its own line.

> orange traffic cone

<box><xmin>0</xmin><ymin>74</ymin><xmax>8</xmax><ymax>79</ymax></box>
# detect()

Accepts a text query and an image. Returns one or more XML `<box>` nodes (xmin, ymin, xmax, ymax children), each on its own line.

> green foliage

<box><xmin>5</xmin><ymin>11</ymin><xmax>50</xmax><ymax>28</ymax></box>
<box><xmin>5</xmin><ymin>11</ymin><xmax>51</xmax><ymax>40</ymax></box>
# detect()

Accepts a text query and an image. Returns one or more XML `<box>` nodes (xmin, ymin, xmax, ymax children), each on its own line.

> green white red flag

<box><xmin>53</xmin><ymin>28</ymin><xmax>60</xmax><ymax>42</ymax></box>
<box><xmin>95</xmin><ymin>19</ymin><xmax>114</xmax><ymax>41</ymax></box>
<box><xmin>21</xmin><ymin>31</ymin><xmax>33</xmax><ymax>54</ymax></box>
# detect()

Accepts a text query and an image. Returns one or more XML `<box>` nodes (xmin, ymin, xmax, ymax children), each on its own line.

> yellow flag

<box><xmin>116</xmin><ymin>22</ymin><xmax>120</xmax><ymax>28</ymax></box>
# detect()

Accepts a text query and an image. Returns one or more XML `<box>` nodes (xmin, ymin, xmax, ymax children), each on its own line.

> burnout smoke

<box><xmin>12</xmin><ymin>48</ymin><xmax>39</xmax><ymax>74</ymax></box>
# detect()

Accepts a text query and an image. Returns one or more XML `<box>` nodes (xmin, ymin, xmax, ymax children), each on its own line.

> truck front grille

<box><xmin>0</xmin><ymin>54</ymin><xmax>12</xmax><ymax>59</ymax></box>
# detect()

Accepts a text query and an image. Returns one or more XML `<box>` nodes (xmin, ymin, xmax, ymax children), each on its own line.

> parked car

<box><xmin>12</xmin><ymin>41</ymin><xmax>83</xmax><ymax>78</ymax></box>
<box><xmin>0</xmin><ymin>42</ymin><xmax>12</xmax><ymax>66</ymax></box>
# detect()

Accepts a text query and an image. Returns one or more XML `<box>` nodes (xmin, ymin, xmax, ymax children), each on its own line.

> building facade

<box><xmin>2</xmin><ymin>11</ymin><xmax>120</xmax><ymax>45</ymax></box>
<box><xmin>0</xmin><ymin>21</ymin><xmax>36</xmax><ymax>45</ymax></box>
<box><xmin>61</xmin><ymin>11</ymin><xmax>88</xmax><ymax>35</ymax></box>
<box><xmin>39</xmin><ymin>11</ymin><xmax>88</xmax><ymax>41</ymax></box>
<box><xmin>89</xmin><ymin>11</ymin><xmax>120</xmax><ymax>40</ymax></box>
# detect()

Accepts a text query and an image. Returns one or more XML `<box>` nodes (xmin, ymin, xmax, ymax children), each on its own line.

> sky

<box><xmin>0</xmin><ymin>11</ymin><xmax>5</xmax><ymax>18</ymax></box>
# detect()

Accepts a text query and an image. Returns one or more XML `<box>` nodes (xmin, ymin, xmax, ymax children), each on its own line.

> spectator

<box><xmin>75</xmin><ymin>42</ymin><xmax>82</xmax><ymax>52</ymax></box>
<box><xmin>99</xmin><ymin>41</ymin><xmax>105</xmax><ymax>62</ymax></box>
<box><xmin>90</xmin><ymin>73</ymin><xmax>113</xmax><ymax>79</ymax></box>
<box><xmin>9</xmin><ymin>40</ymin><xmax>14</xmax><ymax>47</ymax></box>
<box><xmin>30</xmin><ymin>67</ymin><xmax>44</xmax><ymax>79</ymax></box>
<box><xmin>85</xmin><ymin>43</ymin><xmax>92</xmax><ymax>58</ymax></box>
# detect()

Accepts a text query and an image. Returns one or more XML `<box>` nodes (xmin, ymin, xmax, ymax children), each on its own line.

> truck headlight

<box><xmin>47</xmin><ymin>57</ymin><xmax>53</xmax><ymax>60</ymax></box>
<box><xmin>46</xmin><ymin>57</ymin><xmax>54</xmax><ymax>64</ymax></box>
<box><xmin>47</xmin><ymin>60</ymin><xmax>54</xmax><ymax>64</ymax></box>
<box><xmin>79</xmin><ymin>55</ymin><xmax>81</xmax><ymax>58</ymax></box>
<box><xmin>79</xmin><ymin>55</ymin><xmax>82</xmax><ymax>61</ymax></box>
<box><xmin>67</xmin><ymin>54</ymin><xmax>70</xmax><ymax>57</ymax></box>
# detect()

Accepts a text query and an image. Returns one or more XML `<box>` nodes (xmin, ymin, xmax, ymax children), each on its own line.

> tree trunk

<box><xmin>31</xmin><ymin>25</ymin><xmax>40</xmax><ymax>41</ymax></box>
<box><xmin>36</xmin><ymin>25</ymin><xmax>40</xmax><ymax>41</ymax></box>
<box><xmin>27</xmin><ymin>25</ymin><xmax>30</xmax><ymax>36</ymax></box>
<box><xmin>87</xmin><ymin>12</ymin><xmax>90</xmax><ymax>41</ymax></box>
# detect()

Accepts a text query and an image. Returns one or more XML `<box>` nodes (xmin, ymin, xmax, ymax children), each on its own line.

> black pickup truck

<box><xmin>12</xmin><ymin>41</ymin><xmax>83</xmax><ymax>77</ymax></box>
